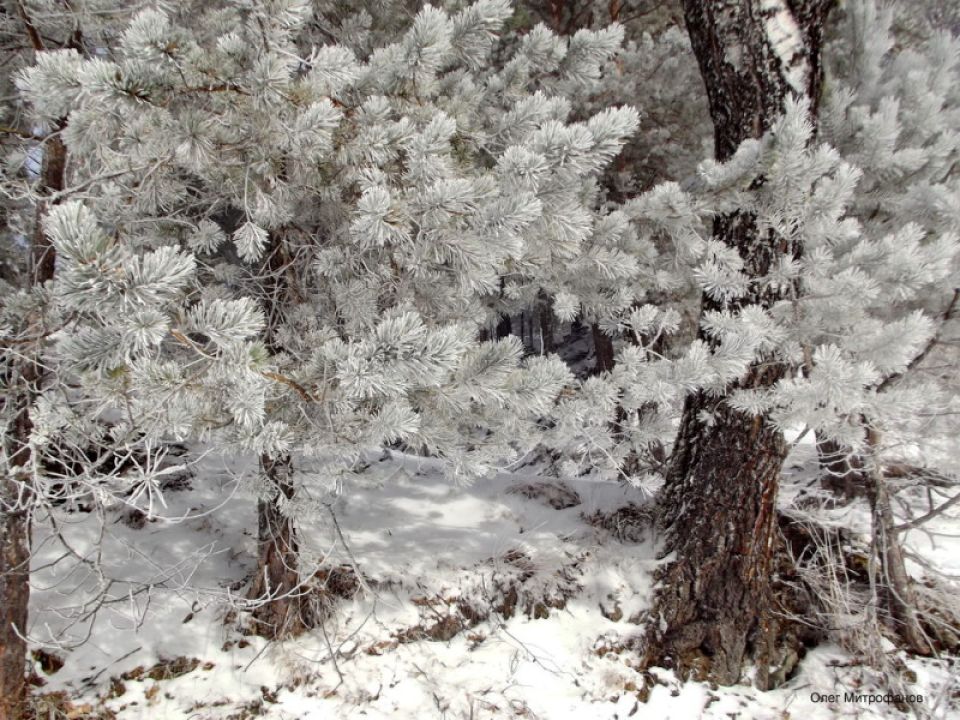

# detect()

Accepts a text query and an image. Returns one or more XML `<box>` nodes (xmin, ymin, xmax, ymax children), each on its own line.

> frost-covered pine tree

<box><xmin>813</xmin><ymin>0</ymin><xmax>960</xmax><ymax>492</ymax></box>
<box><xmin>6</xmin><ymin>1</ymin><xmax>955</xmax><ymax>708</ymax></box>
<box><xmin>768</xmin><ymin>0</ymin><xmax>960</xmax><ymax>652</ymax></box>
<box><xmin>492</xmin><ymin>0</ymin><xmax>710</xmax><ymax>372</ymax></box>
<box><xmin>12</xmin><ymin>0</ymin><xmax>639</xmax><ymax>639</ymax></box>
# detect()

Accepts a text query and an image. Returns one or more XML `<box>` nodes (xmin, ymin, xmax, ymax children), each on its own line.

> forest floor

<box><xmin>25</xmin><ymin>436</ymin><xmax>960</xmax><ymax>719</ymax></box>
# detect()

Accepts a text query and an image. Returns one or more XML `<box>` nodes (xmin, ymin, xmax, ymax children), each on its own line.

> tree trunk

<box><xmin>248</xmin><ymin>454</ymin><xmax>309</xmax><ymax>638</ymax></box>
<box><xmin>0</xmin><ymin>473</ymin><xmax>32</xmax><ymax>720</ymax></box>
<box><xmin>246</xmin><ymin>233</ymin><xmax>311</xmax><ymax>639</ymax></box>
<box><xmin>1</xmin><ymin>134</ymin><xmax>66</xmax><ymax>720</ymax></box>
<box><xmin>643</xmin><ymin>0</ymin><xmax>833</xmax><ymax>688</ymax></box>
<box><xmin>537</xmin><ymin>291</ymin><xmax>554</xmax><ymax>354</ymax></box>
<box><xmin>864</xmin><ymin>429</ymin><xmax>930</xmax><ymax>655</ymax></box>
<box><xmin>591</xmin><ymin>323</ymin><xmax>615</xmax><ymax>374</ymax></box>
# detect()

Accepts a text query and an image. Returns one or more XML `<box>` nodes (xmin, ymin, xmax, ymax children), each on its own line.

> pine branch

<box><xmin>877</xmin><ymin>288</ymin><xmax>960</xmax><ymax>393</ymax></box>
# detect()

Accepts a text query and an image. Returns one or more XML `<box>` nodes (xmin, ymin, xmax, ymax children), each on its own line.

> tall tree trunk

<box><xmin>1</xmin><ymin>134</ymin><xmax>66</xmax><ymax>720</ymax></box>
<box><xmin>248</xmin><ymin>454</ymin><xmax>308</xmax><ymax>638</ymax></box>
<box><xmin>0</xmin><ymin>431</ymin><xmax>34</xmax><ymax>720</ymax></box>
<box><xmin>643</xmin><ymin>0</ymin><xmax>833</xmax><ymax>688</ymax></box>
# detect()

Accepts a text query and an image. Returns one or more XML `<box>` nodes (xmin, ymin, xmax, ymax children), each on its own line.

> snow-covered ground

<box><xmin>25</xmin><ymin>440</ymin><xmax>960</xmax><ymax>719</ymax></box>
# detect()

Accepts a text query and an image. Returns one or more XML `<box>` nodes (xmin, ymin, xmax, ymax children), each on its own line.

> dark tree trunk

<box><xmin>537</xmin><ymin>291</ymin><xmax>555</xmax><ymax>354</ymax></box>
<box><xmin>248</xmin><ymin>454</ymin><xmax>309</xmax><ymax>638</ymax></box>
<box><xmin>491</xmin><ymin>278</ymin><xmax>513</xmax><ymax>341</ymax></box>
<box><xmin>0</xmin><ymin>455</ymin><xmax>32</xmax><ymax>720</ymax></box>
<box><xmin>643</xmin><ymin>0</ymin><xmax>833</xmax><ymax>688</ymax></box>
<box><xmin>591</xmin><ymin>323</ymin><xmax>615</xmax><ymax>374</ymax></box>
<box><xmin>0</xmin><ymin>494</ymin><xmax>30</xmax><ymax>720</ymax></box>
<box><xmin>1</xmin><ymin>134</ymin><xmax>66</xmax><ymax>720</ymax></box>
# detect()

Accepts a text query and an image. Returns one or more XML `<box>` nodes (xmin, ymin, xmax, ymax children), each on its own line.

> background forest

<box><xmin>1</xmin><ymin>0</ymin><xmax>959</xmax><ymax>718</ymax></box>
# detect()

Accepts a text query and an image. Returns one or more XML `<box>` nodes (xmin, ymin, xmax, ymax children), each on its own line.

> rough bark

<box><xmin>246</xmin><ymin>237</ymin><xmax>312</xmax><ymax>639</ymax></box>
<box><xmin>248</xmin><ymin>454</ymin><xmax>309</xmax><ymax>638</ymax></box>
<box><xmin>643</xmin><ymin>225</ymin><xmax>800</xmax><ymax>688</ymax></box>
<box><xmin>0</xmin><ymin>491</ymin><xmax>30</xmax><ymax>720</ymax></box>
<box><xmin>1</xmin><ymin>134</ymin><xmax>66</xmax><ymax>720</ymax></box>
<box><xmin>642</xmin><ymin>0</ymin><xmax>833</xmax><ymax>688</ymax></box>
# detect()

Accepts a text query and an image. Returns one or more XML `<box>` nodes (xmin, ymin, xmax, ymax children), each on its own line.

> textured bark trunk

<box><xmin>644</xmin><ymin>0</ymin><xmax>833</xmax><ymax>688</ymax></box>
<box><xmin>1</xmin><ymin>134</ymin><xmax>66</xmax><ymax>720</ymax></box>
<box><xmin>247</xmin><ymin>237</ymin><xmax>310</xmax><ymax>639</ymax></box>
<box><xmin>248</xmin><ymin>454</ymin><xmax>308</xmax><ymax>638</ymax></box>
<box><xmin>649</xmin><ymin>390</ymin><xmax>788</xmax><ymax>685</ymax></box>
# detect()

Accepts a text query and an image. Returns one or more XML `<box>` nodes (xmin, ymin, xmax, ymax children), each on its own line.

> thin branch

<box><xmin>894</xmin><ymin>490</ymin><xmax>960</xmax><ymax>533</ymax></box>
<box><xmin>0</xmin><ymin>125</ymin><xmax>40</xmax><ymax>139</ymax></box>
<box><xmin>15</xmin><ymin>0</ymin><xmax>45</xmax><ymax>51</ymax></box>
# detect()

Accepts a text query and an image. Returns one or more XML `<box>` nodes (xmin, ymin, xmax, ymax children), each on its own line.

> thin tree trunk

<box><xmin>494</xmin><ymin>278</ymin><xmax>513</xmax><ymax>340</ymax></box>
<box><xmin>246</xmin><ymin>236</ymin><xmax>310</xmax><ymax>639</ymax></box>
<box><xmin>248</xmin><ymin>454</ymin><xmax>308</xmax><ymax>638</ymax></box>
<box><xmin>0</xmin><ymin>459</ymin><xmax>33</xmax><ymax>720</ymax></box>
<box><xmin>643</xmin><ymin>0</ymin><xmax>833</xmax><ymax>688</ymax></box>
<box><xmin>1</xmin><ymin>133</ymin><xmax>66</xmax><ymax>720</ymax></box>
<box><xmin>865</xmin><ymin>431</ymin><xmax>930</xmax><ymax>654</ymax></box>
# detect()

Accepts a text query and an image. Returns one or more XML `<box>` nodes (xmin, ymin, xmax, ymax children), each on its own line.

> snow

<box><xmin>26</xmin><ymin>444</ymin><xmax>960</xmax><ymax>719</ymax></box>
